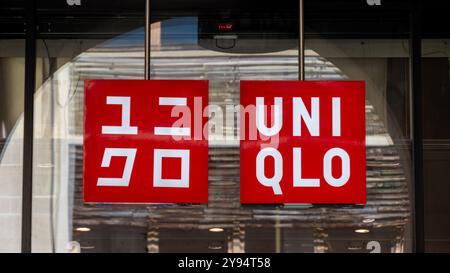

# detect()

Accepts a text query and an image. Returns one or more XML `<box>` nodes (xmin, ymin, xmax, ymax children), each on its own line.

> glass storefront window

<box><xmin>0</xmin><ymin>0</ymin><xmax>422</xmax><ymax>253</ymax></box>
<box><xmin>32</xmin><ymin>39</ymin><xmax>111</xmax><ymax>252</ymax></box>
<box><xmin>0</xmin><ymin>39</ymin><xmax>25</xmax><ymax>252</ymax></box>
<box><xmin>306</xmin><ymin>38</ymin><xmax>414</xmax><ymax>252</ymax></box>
<box><xmin>422</xmin><ymin>39</ymin><xmax>450</xmax><ymax>252</ymax></box>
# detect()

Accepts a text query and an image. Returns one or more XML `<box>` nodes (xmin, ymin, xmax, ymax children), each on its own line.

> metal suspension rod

<box><xmin>299</xmin><ymin>0</ymin><xmax>305</xmax><ymax>80</ymax></box>
<box><xmin>22</xmin><ymin>0</ymin><xmax>36</xmax><ymax>253</ymax></box>
<box><xmin>145</xmin><ymin>0</ymin><xmax>151</xmax><ymax>80</ymax></box>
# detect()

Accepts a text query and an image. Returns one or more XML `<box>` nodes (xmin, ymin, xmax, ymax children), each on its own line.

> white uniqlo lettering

<box><xmin>102</xmin><ymin>96</ymin><xmax>138</xmax><ymax>135</ymax></box>
<box><xmin>293</xmin><ymin>97</ymin><xmax>320</xmax><ymax>136</ymax></box>
<box><xmin>293</xmin><ymin>147</ymin><xmax>320</xmax><ymax>187</ymax></box>
<box><xmin>256</xmin><ymin>97</ymin><xmax>283</xmax><ymax>136</ymax></box>
<box><xmin>256</xmin><ymin>147</ymin><xmax>283</xmax><ymax>195</ymax></box>
<box><xmin>97</xmin><ymin>148</ymin><xmax>137</xmax><ymax>186</ymax></box>
<box><xmin>323</xmin><ymin>148</ymin><xmax>350</xmax><ymax>187</ymax></box>
<box><xmin>332</xmin><ymin>97</ymin><xmax>341</xmax><ymax>137</ymax></box>
<box><xmin>253</xmin><ymin>97</ymin><xmax>349</xmax><ymax>195</ymax></box>
<box><xmin>154</xmin><ymin>97</ymin><xmax>191</xmax><ymax>136</ymax></box>
<box><xmin>153</xmin><ymin>149</ymin><xmax>190</xmax><ymax>188</ymax></box>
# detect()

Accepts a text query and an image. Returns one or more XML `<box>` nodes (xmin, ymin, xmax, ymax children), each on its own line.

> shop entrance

<box><xmin>0</xmin><ymin>0</ymin><xmax>415</xmax><ymax>253</ymax></box>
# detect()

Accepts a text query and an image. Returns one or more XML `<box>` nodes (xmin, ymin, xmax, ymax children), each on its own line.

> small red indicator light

<box><xmin>217</xmin><ymin>23</ymin><xmax>233</xmax><ymax>31</ymax></box>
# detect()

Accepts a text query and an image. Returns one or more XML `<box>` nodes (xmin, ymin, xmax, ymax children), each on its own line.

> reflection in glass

<box><xmin>0</xmin><ymin>19</ymin><xmax>413</xmax><ymax>252</ymax></box>
<box><xmin>0</xmin><ymin>39</ymin><xmax>24</xmax><ymax>252</ymax></box>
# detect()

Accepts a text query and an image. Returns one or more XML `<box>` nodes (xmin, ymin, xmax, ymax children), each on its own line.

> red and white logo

<box><xmin>83</xmin><ymin>80</ymin><xmax>209</xmax><ymax>203</ymax></box>
<box><xmin>240</xmin><ymin>81</ymin><xmax>366</xmax><ymax>204</ymax></box>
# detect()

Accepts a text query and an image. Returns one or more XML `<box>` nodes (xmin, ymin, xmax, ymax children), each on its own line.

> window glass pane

<box><xmin>422</xmin><ymin>39</ymin><xmax>450</xmax><ymax>252</ymax></box>
<box><xmin>29</xmin><ymin>1</ymin><xmax>414</xmax><ymax>253</ymax></box>
<box><xmin>32</xmin><ymin>38</ymin><xmax>113</xmax><ymax>252</ymax></box>
<box><xmin>31</xmin><ymin>2</ymin><xmax>144</xmax><ymax>252</ymax></box>
<box><xmin>306</xmin><ymin>38</ymin><xmax>413</xmax><ymax>252</ymax></box>
<box><xmin>0</xmin><ymin>38</ymin><xmax>25</xmax><ymax>252</ymax></box>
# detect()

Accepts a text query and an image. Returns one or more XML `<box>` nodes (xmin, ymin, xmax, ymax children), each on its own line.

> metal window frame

<box><xmin>19</xmin><ymin>0</ymin><xmax>426</xmax><ymax>253</ymax></box>
<box><xmin>21</xmin><ymin>0</ymin><xmax>36</xmax><ymax>253</ymax></box>
<box><xmin>410</xmin><ymin>0</ymin><xmax>425</xmax><ymax>253</ymax></box>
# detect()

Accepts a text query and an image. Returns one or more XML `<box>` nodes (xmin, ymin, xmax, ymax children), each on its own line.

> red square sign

<box><xmin>83</xmin><ymin>80</ymin><xmax>208</xmax><ymax>203</ymax></box>
<box><xmin>240</xmin><ymin>81</ymin><xmax>366</xmax><ymax>204</ymax></box>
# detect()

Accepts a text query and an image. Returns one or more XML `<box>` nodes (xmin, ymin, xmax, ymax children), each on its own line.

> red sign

<box><xmin>240</xmin><ymin>81</ymin><xmax>366</xmax><ymax>204</ymax></box>
<box><xmin>83</xmin><ymin>80</ymin><xmax>209</xmax><ymax>203</ymax></box>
